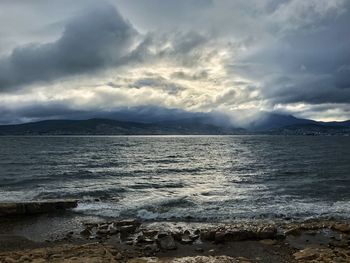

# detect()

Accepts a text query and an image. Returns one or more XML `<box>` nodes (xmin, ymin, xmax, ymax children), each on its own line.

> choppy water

<box><xmin>0</xmin><ymin>135</ymin><xmax>349</xmax><ymax>221</ymax></box>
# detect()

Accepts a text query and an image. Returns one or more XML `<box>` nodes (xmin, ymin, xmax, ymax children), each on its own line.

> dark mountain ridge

<box><xmin>0</xmin><ymin>118</ymin><xmax>245</xmax><ymax>135</ymax></box>
<box><xmin>0</xmin><ymin>114</ymin><xmax>349</xmax><ymax>135</ymax></box>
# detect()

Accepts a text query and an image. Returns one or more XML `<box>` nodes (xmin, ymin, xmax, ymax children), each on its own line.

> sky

<box><xmin>0</xmin><ymin>0</ymin><xmax>349</xmax><ymax>124</ymax></box>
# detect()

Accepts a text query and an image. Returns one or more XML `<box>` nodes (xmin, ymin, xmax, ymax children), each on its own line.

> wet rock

<box><xmin>256</xmin><ymin>226</ymin><xmax>277</xmax><ymax>239</ymax></box>
<box><xmin>332</xmin><ymin>223</ymin><xmax>350</xmax><ymax>233</ymax></box>
<box><xmin>181</xmin><ymin>234</ymin><xmax>194</xmax><ymax>244</ymax></box>
<box><xmin>236</xmin><ymin>256</ymin><xmax>252</xmax><ymax>263</ymax></box>
<box><xmin>214</xmin><ymin>231</ymin><xmax>226</xmax><ymax>243</ymax></box>
<box><xmin>285</xmin><ymin>227</ymin><xmax>302</xmax><ymax>236</ymax></box>
<box><xmin>143</xmin><ymin>244</ymin><xmax>159</xmax><ymax>256</ymax></box>
<box><xmin>120</xmin><ymin>225</ymin><xmax>138</xmax><ymax>238</ymax></box>
<box><xmin>228</xmin><ymin>229</ymin><xmax>256</xmax><ymax>241</ymax></box>
<box><xmin>200</xmin><ymin>229</ymin><xmax>216</xmax><ymax>241</ymax></box>
<box><xmin>171</xmin><ymin>230</ymin><xmax>183</xmax><ymax>242</ymax></box>
<box><xmin>96</xmin><ymin>228</ymin><xmax>110</xmax><ymax>236</ymax></box>
<box><xmin>157</xmin><ymin>234</ymin><xmax>177</xmax><ymax>250</ymax></box>
<box><xmin>136</xmin><ymin>232</ymin><xmax>155</xmax><ymax>245</ymax></box>
<box><xmin>98</xmin><ymin>223</ymin><xmax>109</xmax><ymax>230</ymax></box>
<box><xmin>115</xmin><ymin>219</ymin><xmax>141</xmax><ymax>228</ymax></box>
<box><xmin>259</xmin><ymin>239</ymin><xmax>277</xmax><ymax>245</ymax></box>
<box><xmin>0</xmin><ymin>200</ymin><xmax>77</xmax><ymax>216</ymax></box>
<box><xmin>143</xmin><ymin>230</ymin><xmax>158</xmax><ymax>239</ymax></box>
<box><xmin>293</xmin><ymin>248</ymin><xmax>319</xmax><ymax>261</ymax></box>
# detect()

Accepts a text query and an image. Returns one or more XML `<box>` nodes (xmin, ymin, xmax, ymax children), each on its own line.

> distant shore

<box><xmin>0</xmin><ymin>204</ymin><xmax>349</xmax><ymax>262</ymax></box>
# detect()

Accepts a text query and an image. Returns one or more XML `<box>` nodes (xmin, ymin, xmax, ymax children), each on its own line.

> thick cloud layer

<box><xmin>0</xmin><ymin>0</ymin><xmax>349</xmax><ymax>123</ymax></box>
<box><xmin>0</xmin><ymin>3</ymin><xmax>136</xmax><ymax>90</ymax></box>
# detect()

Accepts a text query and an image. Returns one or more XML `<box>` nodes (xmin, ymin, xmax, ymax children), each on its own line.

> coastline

<box><xmin>0</xmin><ymin>207</ymin><xmax>349</xmax><ymax>263</ymax></box>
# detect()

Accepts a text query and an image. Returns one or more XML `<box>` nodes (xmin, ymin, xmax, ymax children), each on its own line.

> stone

<box><xmin>285</xmin><ymin>227</ymin><xmax>302</xmax><ymax>236</ymax></box>
<box><xmin>259</xmin><ymin>239</ymin><xmax>277</xmax><ymax>245</ymax></box>
<box><xmin>172</xmin><ymin>231</ymin><xmax>183</xmax><ymax>241</ymax></box>
<box><xmin>257</xmin><ymin>226</ymin><xmax>277</xmax><ymax>239</ymax></box>
<box><xmin>181</xmin><ymin>234</ymin><xmax>194</xmax><ymax>244</ymax></box>
<box><xmin>225</xmin><ymin>229</ymin><xmax>256</xmax><ymax>241</ymax></box>
<box><xmin>115</xmin><ymin>219</ymin><xmax>141</xmax><ymax>227</ymax></box>
<box><xmin>332</xmin><ymin>224</ymin><xmax>350</xmax><ymax>233</ymax></box>
<box><xmin>120</xmin><ymin>225</ymin><xmax>138</xmax><ymax>238</ymax></box>
<box><xmin>0</xmin><ymin>200</ymin><xmax>77</xmax><ymax>216</ymax></box>
<box><xmin>293</xmin><ymin>248</ymin><xmax>319</xmax><ymax>260</ymax></box>
<box><xmin>143</xmin><ymin>230</ymin><xmax>158</xmax><ymax>238</ymax></box>
<box><xmin>115</xmin><ymin>253</ymin><xmax>123</xmax><ymax>260</ymax></box>
<box><xmin>200</xmin><ymin>229</ymin><xmax>216</xmax><ymax>241</ymax></box>
<box><xmin>157</xmin><ymin>235</ymin><xmax>177</xmax><ymax>250</ymax></box>
<box><xmin>3</xmin><ymin>257</ymin><xmax>17</xmax><ymax>263</ymax></box>
<box><xmin>143</xmin><ymin>244</ymin><xmax>159</xmax><ymax>256</ymax></box>
<box><xmin>214</xmin><ymin>231</ymin><xmax>226</xmax><ymax>243</ymax></box>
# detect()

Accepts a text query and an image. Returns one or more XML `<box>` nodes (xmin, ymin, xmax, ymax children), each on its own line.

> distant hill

<box><xmin>0</xmin><ymin>118</ymin><xmax>246</xmax><ymax>135</ymax></box>
<box><xmin>0</xmin><ymin>113</ymin><xmax>349</xmax><ymax>135</ymax></box>
<box><xmin>248</xmin><ymin>113</ymin><xmax>317</xmax><ymax>131</ymax></box>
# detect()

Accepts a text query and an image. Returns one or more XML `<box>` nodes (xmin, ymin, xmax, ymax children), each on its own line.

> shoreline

<box><xmin>0</xmin><ymin>210</ymin><xmax>349</xmax><ymax>262</ymax></box>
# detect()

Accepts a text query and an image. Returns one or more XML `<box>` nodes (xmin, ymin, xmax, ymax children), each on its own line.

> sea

<box><xmin>0</xmin><ymin>135</ymin><xmax>349</xmax><ymax>222</ymax></box>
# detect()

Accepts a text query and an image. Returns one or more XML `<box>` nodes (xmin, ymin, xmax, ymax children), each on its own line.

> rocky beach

<box><xmin>0</xmin><ymin>201</ymin><xmax>350</xmax><ymax>263</ymax></box>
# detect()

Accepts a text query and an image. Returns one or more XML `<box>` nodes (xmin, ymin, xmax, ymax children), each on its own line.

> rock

<box><xmin>181</xmin><ymin>234</ymin><xmax>194</xmax><ymax>244</ymax></box>
<box><xmin>332</xmin><ymin>223</ymin><xmax>350</xmax><ymax>233</ymax></box>
<box><xmin>200</xmin><ymin>229</ymin><xmax>216</xmax><ymax>241</ymax></box>
<box><xmin>19</xmin><ymin>255</ymin><xmax>32</xmax><ymax>262</ymax></box>
<box><xmin>195</xmin><ymin>247</ymin><xmax>204</xmax><ymax>252</ymax></box>
<box><xmin>80</xmin><ymin>228</ymin><xmax>92</xmax><ymax>237</ymax></box>
<box><xmin>237</xmin><ymin>256</ymin><xmax>252</xmax><ymax>263</ymax></box>
<box><xmin>143</xmin><ymin>244</ymin><xmax>159</xmax><ymax>256</ymax></box>
<box><xmin>214</xmin><ymin>231</ymin><xmax>226</xmax><ymax>243</ymax></box>
<box><xmin>285</xmin><ymin>227</ymin><xmax>302</xmax><ymax>236</ymax></box>
<box><xmin>136</xmin><ymin>233</ymin><xmax>154</xmax><ymax>245</ymax></box>
<box><xmin>172</xmin><ymin>231</ymin><xmax>183</xmax><ymax>241</ymax></box>
<box><xmin>143</xmin><ymin>230</ymin><xmax>158</xmax><ymax>239</ymax></box>
<box><xmin>120</xmin><ymin>225</ymin><xmax>138</xmax><ymax>238</ymax></box>
<box><xmin>115</xmin><ymin>253</ymin><xmax>123</xmax><ymax>260</ymax></box>
<box><xmin>157</xmin><ymin>235</ymin><xmax>177</xmax><ymax>250</ymax></box>
<box><xmin>225</xmin><ymin>229</ymin><xmax>256</xmax><ymax>241</ymax></box>
<box><xmin>0</xmin><ymin>203</ymin><xmax>26</xmax><ymax>216</ymax></box>
<box><xmin>293</xmin><ymin>248</ymin><xmax>319</xmax><ymax>261</ymax></box>
<box><xmin>96</xmin><ymin>229</ymin><xmax>110</xmax><ymax>236</ymax></box>
<box><xmin>208</xmin><ymin>249</ymin><xmax>216</xmax><ymax>255</ymax></box>
<box><xmin>256</xmin><ymin>226</ymin><xmax>277</xmax><ymax>239</ymax></box>
<box><xmin>3</xmin><ymin>257</ymin><xmax>17</xmax><ymax>263</ymax></box>
<box><xmin>157</xmin><ymin>232</ymin><xmax>169</xmax><ymax>239</ymax></box>
<box><xmin>0</xmin><ymin>200</ymin><xmax>77</xmax><ymax>216</ymax></box>
<box><xmin>259</xmin><ymin>239</ymin><xmax>277</xmax><ymax>245</ymax></box>
<box><xmin>115</xmin><ymin>219</ymin><xmax>141</xmax><ymax>228</ymax></box>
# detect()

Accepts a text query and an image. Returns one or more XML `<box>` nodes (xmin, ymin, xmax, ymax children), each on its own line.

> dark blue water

<box><xmin>0</xmin><ymin>135</ymin><xmax>349</xmax><ymax>221</ymax></box>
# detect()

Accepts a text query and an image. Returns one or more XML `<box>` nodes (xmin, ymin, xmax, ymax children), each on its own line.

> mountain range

<box><xmin>0</xmin><ymin>112</ymin><xmax>349</xmax><ymax>135</ymax></box>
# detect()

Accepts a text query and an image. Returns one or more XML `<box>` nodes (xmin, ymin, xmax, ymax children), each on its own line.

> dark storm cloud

<box><xmin>232</xmin><ymin>4</ymin><xmax>350</xmax><ymax>106</ymax></box>
<box><xmin>0</xmin><ymin>2</ymin><xmax>136</xmax><ymax>91</ymax></box>
<box><xmin>127</xmin><ymin>31</ymin><xmax>208</xmax><ymax>66</ymax></box>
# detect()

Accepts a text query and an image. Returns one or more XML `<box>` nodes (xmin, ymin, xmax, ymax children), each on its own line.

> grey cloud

<box><xmin>171</xmin><ymin>70</ymin><xmax>208</xmax><ymax>81</ymax></box>
<box><xmin>128</xmin><ymin>30</ymin><xmax>208</xmax><ymax>67</ymax></box>
<box><xmin>131</xmin><ymin>77</ymin><xmax>185</xmax><ymax>95</ymax></box>
<box><xmin>0</xmin><ymin>2</ymin><xmax>136</xmax><ymax>91</ymax></box>
<box><xmin>231</xmin><ymin>4</ymin><xmax>350</xmax><ymax>106</ymax></box>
